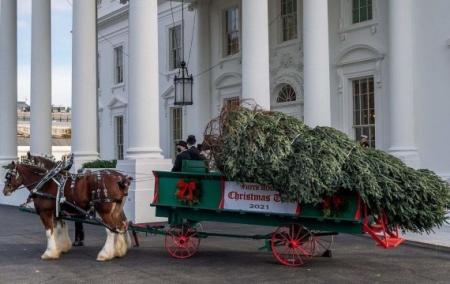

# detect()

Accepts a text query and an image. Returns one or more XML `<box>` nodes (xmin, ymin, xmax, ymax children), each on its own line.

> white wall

<box><xmin>98</xmin><ymin>5</ymin><xmax>130</xmax><ymax>160</ymax></box>
<box><xmin>95</xmin><ymin>0</ymin><xmax>450</xmax><ymax>181</ymax></box>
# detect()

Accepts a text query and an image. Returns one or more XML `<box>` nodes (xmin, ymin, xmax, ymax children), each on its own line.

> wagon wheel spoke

<box><xmin>311</xmin><ymin>234</ymin><xmax>334</xmax><ymax>257</ymax></box>
<box><xmin>271</xmin><ymin>224</ymin><xmax>313</xmax><ymax>267</ymax></box>
<box><xmin>165</xmin><ymin>224</ymin><xmax>200</xmax><ymax>259</ymax></box>
<box><xmin>293</xmin><ymin>249</ymin><xmax>304</xmax><ymax>265</ymax></box>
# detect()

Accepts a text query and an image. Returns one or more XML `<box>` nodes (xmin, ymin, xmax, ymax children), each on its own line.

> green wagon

<box><xmin>150</xmin><ymin>161</ymin><xmax>404</xmax><ymax>267</ymax></box>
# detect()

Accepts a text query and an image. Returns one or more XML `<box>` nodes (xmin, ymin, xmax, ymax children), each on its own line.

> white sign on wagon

<box><xmin>223</xmin><ymin>181</ymin><xmax>300</xmax><ymax>215</ymax></box>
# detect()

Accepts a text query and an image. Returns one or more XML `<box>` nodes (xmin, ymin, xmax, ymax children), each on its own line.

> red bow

<box><xmin>176</xmin><ymin>180</ymin><xmax>197</xmax><ymax>202</ymax></box>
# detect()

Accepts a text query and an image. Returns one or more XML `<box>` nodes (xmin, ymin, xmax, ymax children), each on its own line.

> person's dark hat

<box><xmin>176</xmin><ymin>140</ymin><xmax>188</xmax><ymax>148</ymax></box>
<box><xmin>187</xmin><ymin>135</ymin><xmax>196</xmax><ymax>145</ymax></box>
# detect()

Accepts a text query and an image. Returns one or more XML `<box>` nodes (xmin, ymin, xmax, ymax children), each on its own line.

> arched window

<box><xmin>277</xmin><ymin>84</ymin><xmax>297</xmax><ymax>103</ymax></box>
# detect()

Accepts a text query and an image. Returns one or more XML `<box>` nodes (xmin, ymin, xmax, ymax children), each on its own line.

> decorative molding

<box><xmin>214</xmin><ymin>72</ymin><xmax>242</xmax><ymax>89</ymax></box>
<box><xmin>98</xmin><ymin>5</ymin><xmax>129</xmax><ymax>28</ymax></box>
<box><xmin>161</xmin><ymin>85</ymin><xmax>175</xmax><ymax>116</ymax></box>
<box><xmin>337</xmin><ymin>68</ymin><xmax>344</xmax><ymax>95</ymax></box>
<box><xmin>270</xmin><ymin>52</ymin><xmax>303</xmax><ymax>77</ymax></box>
<box><xmin>107</xmin><ymin>95</ymin><xmax>128</xmax><ymax>109</ymax></box>
<box><xmin>336</xmin><ymin>44</ymin><xmax>385</xmax><ymax>66</ymax></box>
<box><xmin>161</xmin><ymin>85</ymin><xmax>175</xmax><ymax>100</ymax></box>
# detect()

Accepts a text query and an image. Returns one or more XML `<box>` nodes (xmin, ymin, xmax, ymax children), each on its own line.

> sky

<box><xmin>17</xmin><ymin>0</ymin><xmax>73</xmax><ymax>107</ymax></box>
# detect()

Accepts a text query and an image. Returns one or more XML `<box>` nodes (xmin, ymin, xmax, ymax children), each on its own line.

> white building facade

<box><xmin>1</xmin><ymin>0</ymin><xmax>450</xmax><ymax>222</ymax></box>
<box><xmin>98</xmin><ymin>0</ymin><xmax>450</xmax><ymax>174</ymax></box>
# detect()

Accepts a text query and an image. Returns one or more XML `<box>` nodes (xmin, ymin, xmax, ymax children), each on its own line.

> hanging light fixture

<box><xmin>174</xmin><ymin>0</ymin><xmax>194</xmax><ymax>106</ymax></box>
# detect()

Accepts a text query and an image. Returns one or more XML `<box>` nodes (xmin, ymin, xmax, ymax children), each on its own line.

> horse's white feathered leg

<box><xmin>114</xmin><ymin>231</ymin><xmax>129</xmax><ymax>258</ymax></box>
<box><xmin>41</xmin><ymin>229</ymin><xmax>61</xmax><ymax>260</ymax></box>
<box><xmin>97</xmin><ymin>228</ymin><xmax>115</xmax><ymax>261</ymax></box>
<box><xmin>57</xmin><ymin>221</ymin><xmax>72</xmax><ymax>253</ymax></box>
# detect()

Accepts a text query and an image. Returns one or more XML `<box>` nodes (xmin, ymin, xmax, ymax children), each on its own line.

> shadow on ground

<box><xmin>0</xmin><ymin>205</ymin><xmax>449</xmax><ymax>284</ymax></box>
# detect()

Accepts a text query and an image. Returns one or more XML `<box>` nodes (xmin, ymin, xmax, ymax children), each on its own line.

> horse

<box><xmin>2</xmin><ymin>161</ymin><xmax>133</xmax><ymax>261</ymax></box>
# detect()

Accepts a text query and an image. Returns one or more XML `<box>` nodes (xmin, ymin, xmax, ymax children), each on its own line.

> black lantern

<box><xmin>173</xmin><ymin>0</ymin><xmax>193</xmax><ymax>106</ymax></box>
<box><xmin>174</xmin><ymin>61</ymin><xmax>193</xmax><ymax>105</ymax></box>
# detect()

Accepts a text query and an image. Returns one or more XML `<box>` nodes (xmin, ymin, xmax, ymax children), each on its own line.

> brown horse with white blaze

<box><xmin>2</xmin><ymin>161</ymin><xmax>133</xmax><ymax>261</ymax></box>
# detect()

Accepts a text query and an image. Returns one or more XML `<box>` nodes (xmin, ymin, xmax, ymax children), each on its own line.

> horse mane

<box><xmin>25</xmin><ymin>152</ymin><xmax>56</xmax><ymax>171</ymax></box>
<box><xmin>17</xmin><ymin>162</ymin><xmax>49</xmax><ymax>175</ymax></box>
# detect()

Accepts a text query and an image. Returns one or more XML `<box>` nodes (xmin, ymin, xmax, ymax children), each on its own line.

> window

<box><xmin>281</xmin><ymin>0</ymin><xmax>297</xmax><ymax>42</ymax></box>
<box><xmin>171</xmin><ymin>108</ymin><xmax>183</xmax><ymax>160</ymax></box>
<box><xmin>115</xmin><ymin>116</ymin><xmax>124</xmax><ymax>160</ymax></box>
<box><xmin>353</xmin><ymin>77</ymin><xmax>375</xmax><ymax>148</ymax></box>
<box><xmin>169</xmin><ymin>25</ymin><xmax>182</xmax><ymax>70</ymax></box>
<box><xmin>225</xmin><ymin>7</ymin><xmax>240</xmax><ymax>56</ymax></box>
<box><xmin>277</xmin><ymin>84</ymin><xmax>297</xmax><ymax>103</ymax></box>
<box><xmin>352</xmin><ymin>0</ymin><xmax>373</xmax><ymax>24</ymax></box>
<box><xmin>224</xmin><ymin>97</ymin><xmax>240</xmax><ymax>109</ymax></box>
<box><xmin>114</xmin><ymin>46</ymin><xmax>124</xmax><ymax>84</ymax></box>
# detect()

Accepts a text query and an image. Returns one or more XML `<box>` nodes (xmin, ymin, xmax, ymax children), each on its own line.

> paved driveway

<box><xmin>0</xmin><ymin>205</ymin><xmax>449</xmax><ymax>284</ymax></box>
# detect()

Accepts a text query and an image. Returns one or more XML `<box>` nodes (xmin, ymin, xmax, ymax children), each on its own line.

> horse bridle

<box><xmin>4</xmin><ymin>165</ymin><xmax>18</xmax><ymax>186</ymax></box>
<box><xmin>4</xmin><ymin>164</ymin><xmax>44</xmax><ymax>192</ymax></box>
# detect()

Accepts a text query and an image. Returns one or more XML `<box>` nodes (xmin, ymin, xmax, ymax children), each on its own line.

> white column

<box><xmin>0</xmin><ymin>0</ymin><xmax>17</xmax><ymax>164</ymax></box>
<box><xmin>0</xmin><ymin>0</ymin><xmax>26</xmax><ymax>206</ymax></box>
<box><xmin>30</xmin><ymin>0</ymin><xmax>52</xmax><ymax>156</ymax></box>
<box><xmin>303</xmin><ymin>0</ymin><xmax>331</xmax><ymax>127</ymax></box>
<box><xmin>118</xmin><ymin>0</ymin><xmax>172</xmax><ymax>224</ymax></box>
<box><xmin>126</xmin><ymin>0</ymin><xmax>163</xmax><ymax>159</ymax></box>
<box><xmin>191</xmin><ymin>0</ymin><xmax>211</xmax><ymax>139</ymax></box>
<box><xmin>71</xmin><ymin>0</ymin><xmax>98</xmax><ymax>168</ymax></box>
<box><xmin>388</xmin><ymin>0</ymin><xmax>419</xmax><ymax>167</ymax></box>
<box><xmin>241</xmin><ymin>0</ymin><xmax>270</xmax><ymax>109</ymax></box>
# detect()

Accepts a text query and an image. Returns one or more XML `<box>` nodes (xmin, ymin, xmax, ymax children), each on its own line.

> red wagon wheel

<box><xmin>271</xmin><ymin>224</ymin><xmax>314</xmax><ymax>267</ymax></box>
<box><xmin>165</xmin><ymin>224</ymin><xmax>200</xmax><ymax>259</ymax></box>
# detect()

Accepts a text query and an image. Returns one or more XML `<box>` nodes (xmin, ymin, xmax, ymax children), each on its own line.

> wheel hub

<box><xmin>289</xmin><ymin>240</ymin><xmax>300</xmax><ymax>249</ymax></box>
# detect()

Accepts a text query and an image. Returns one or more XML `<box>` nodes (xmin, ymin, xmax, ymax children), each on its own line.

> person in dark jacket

<box><xmin>73</xmin><ymin>221</ymin><xmax>85</xmax><ymax>246</ymax></box>
<box><xmin>186</xmin><ymin>135</ymin><xmax>202</xmax><ymax>160</ymax></box>
<box><xmin>172</xmin><ymin>140</ymin><xmax>192</xmax><ymax>172</ymax></box>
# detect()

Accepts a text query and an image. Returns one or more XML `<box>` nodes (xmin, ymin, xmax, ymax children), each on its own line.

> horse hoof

<box><xmin>96</xmin><ymin>253</ymin><xmax>113</xmax><ymax>262</ymax></box>
<box><xmin>41</xmin><ymin>251</ymin><xmax>60</xmax><ymax>260</ymax></box>
<box><xmin>96</xmin><ymin>256</ymin><xmax>111</xmax><ymax>262</ymax></box>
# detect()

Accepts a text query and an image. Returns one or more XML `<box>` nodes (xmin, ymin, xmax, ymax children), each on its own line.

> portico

<box><xmin>2</xmin><ymin>0</ymin><xmax>450</xmax><ymax>218</ymax></box>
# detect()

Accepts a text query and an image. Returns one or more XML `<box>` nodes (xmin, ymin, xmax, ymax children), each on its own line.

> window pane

<box><xmin>363</xmin><ymin>109</ymin><xmax>369</xmax><ymax>124</ymax></box>
<box><xmin>225</xmin><ymin>8</ymin><xmax>240</xmax><ymax>55</ymax></box>
<box><xmin>361</xmin><ymin>94</ymin><xmax>368</xmax><ymax>109</ymax></box>
<box><xmin>360</xmin><ymin>7</ymin><xmax>367</xmax><ymax>21</ymax></box>
<box><xmin>354</xmin><ymin>110</ymin><xmax>360</xmax><ymax>125</ymax></box>
<box><xmin>353</xmin><ymin>80</ymin><xmax>359</xmax><ymax>94</ymax></box>
<box><xmin>114</xmin><ymin>46</ymin><xmax>123</xmax><ymax>84</ymax></box>
<box><xmin>353</xmin><ymin>77</ymin><xmax>375</xmax><ymax>147</ymax></box>
<box><xmin>169</xmin><ymin>25</ymin><xmax>181</xmax><ymax>70</ymax></box>
<box><xmin>281</xmin><ymin>0</ymin><xmax>297</xmax><ymax>41</ymax></box>
<box><xmin>115</xmin><ymin>116</ymin><xmax>124</xmax><ymax>160</ymax></box>
<box><xmin>361</xmin><ymin>80</ymin><xmax>367</xmax><ymax>94</ymax></box>
<box><xmin>355</xmin><ymin>127</ymin><xmax>361</xmax><ymax>140</ymax></box>
<box><xmin>369</xmin><ymin>109</ymin><xmax>375</xmax><ymax>124</ymax></box>
<box><xmin>353</xmin><ymin>94</ymin><xmax>360</xmax><ymax>110</ymax></box>
<box><xmin>277</xmin><ymin>85</ymin><xmax>297</xmax><ymax>103</ymax></box>
<box><xmin>353</xmin><ymin>0</ymin><xmax>373</xmax><ymax>24</ymax></box>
